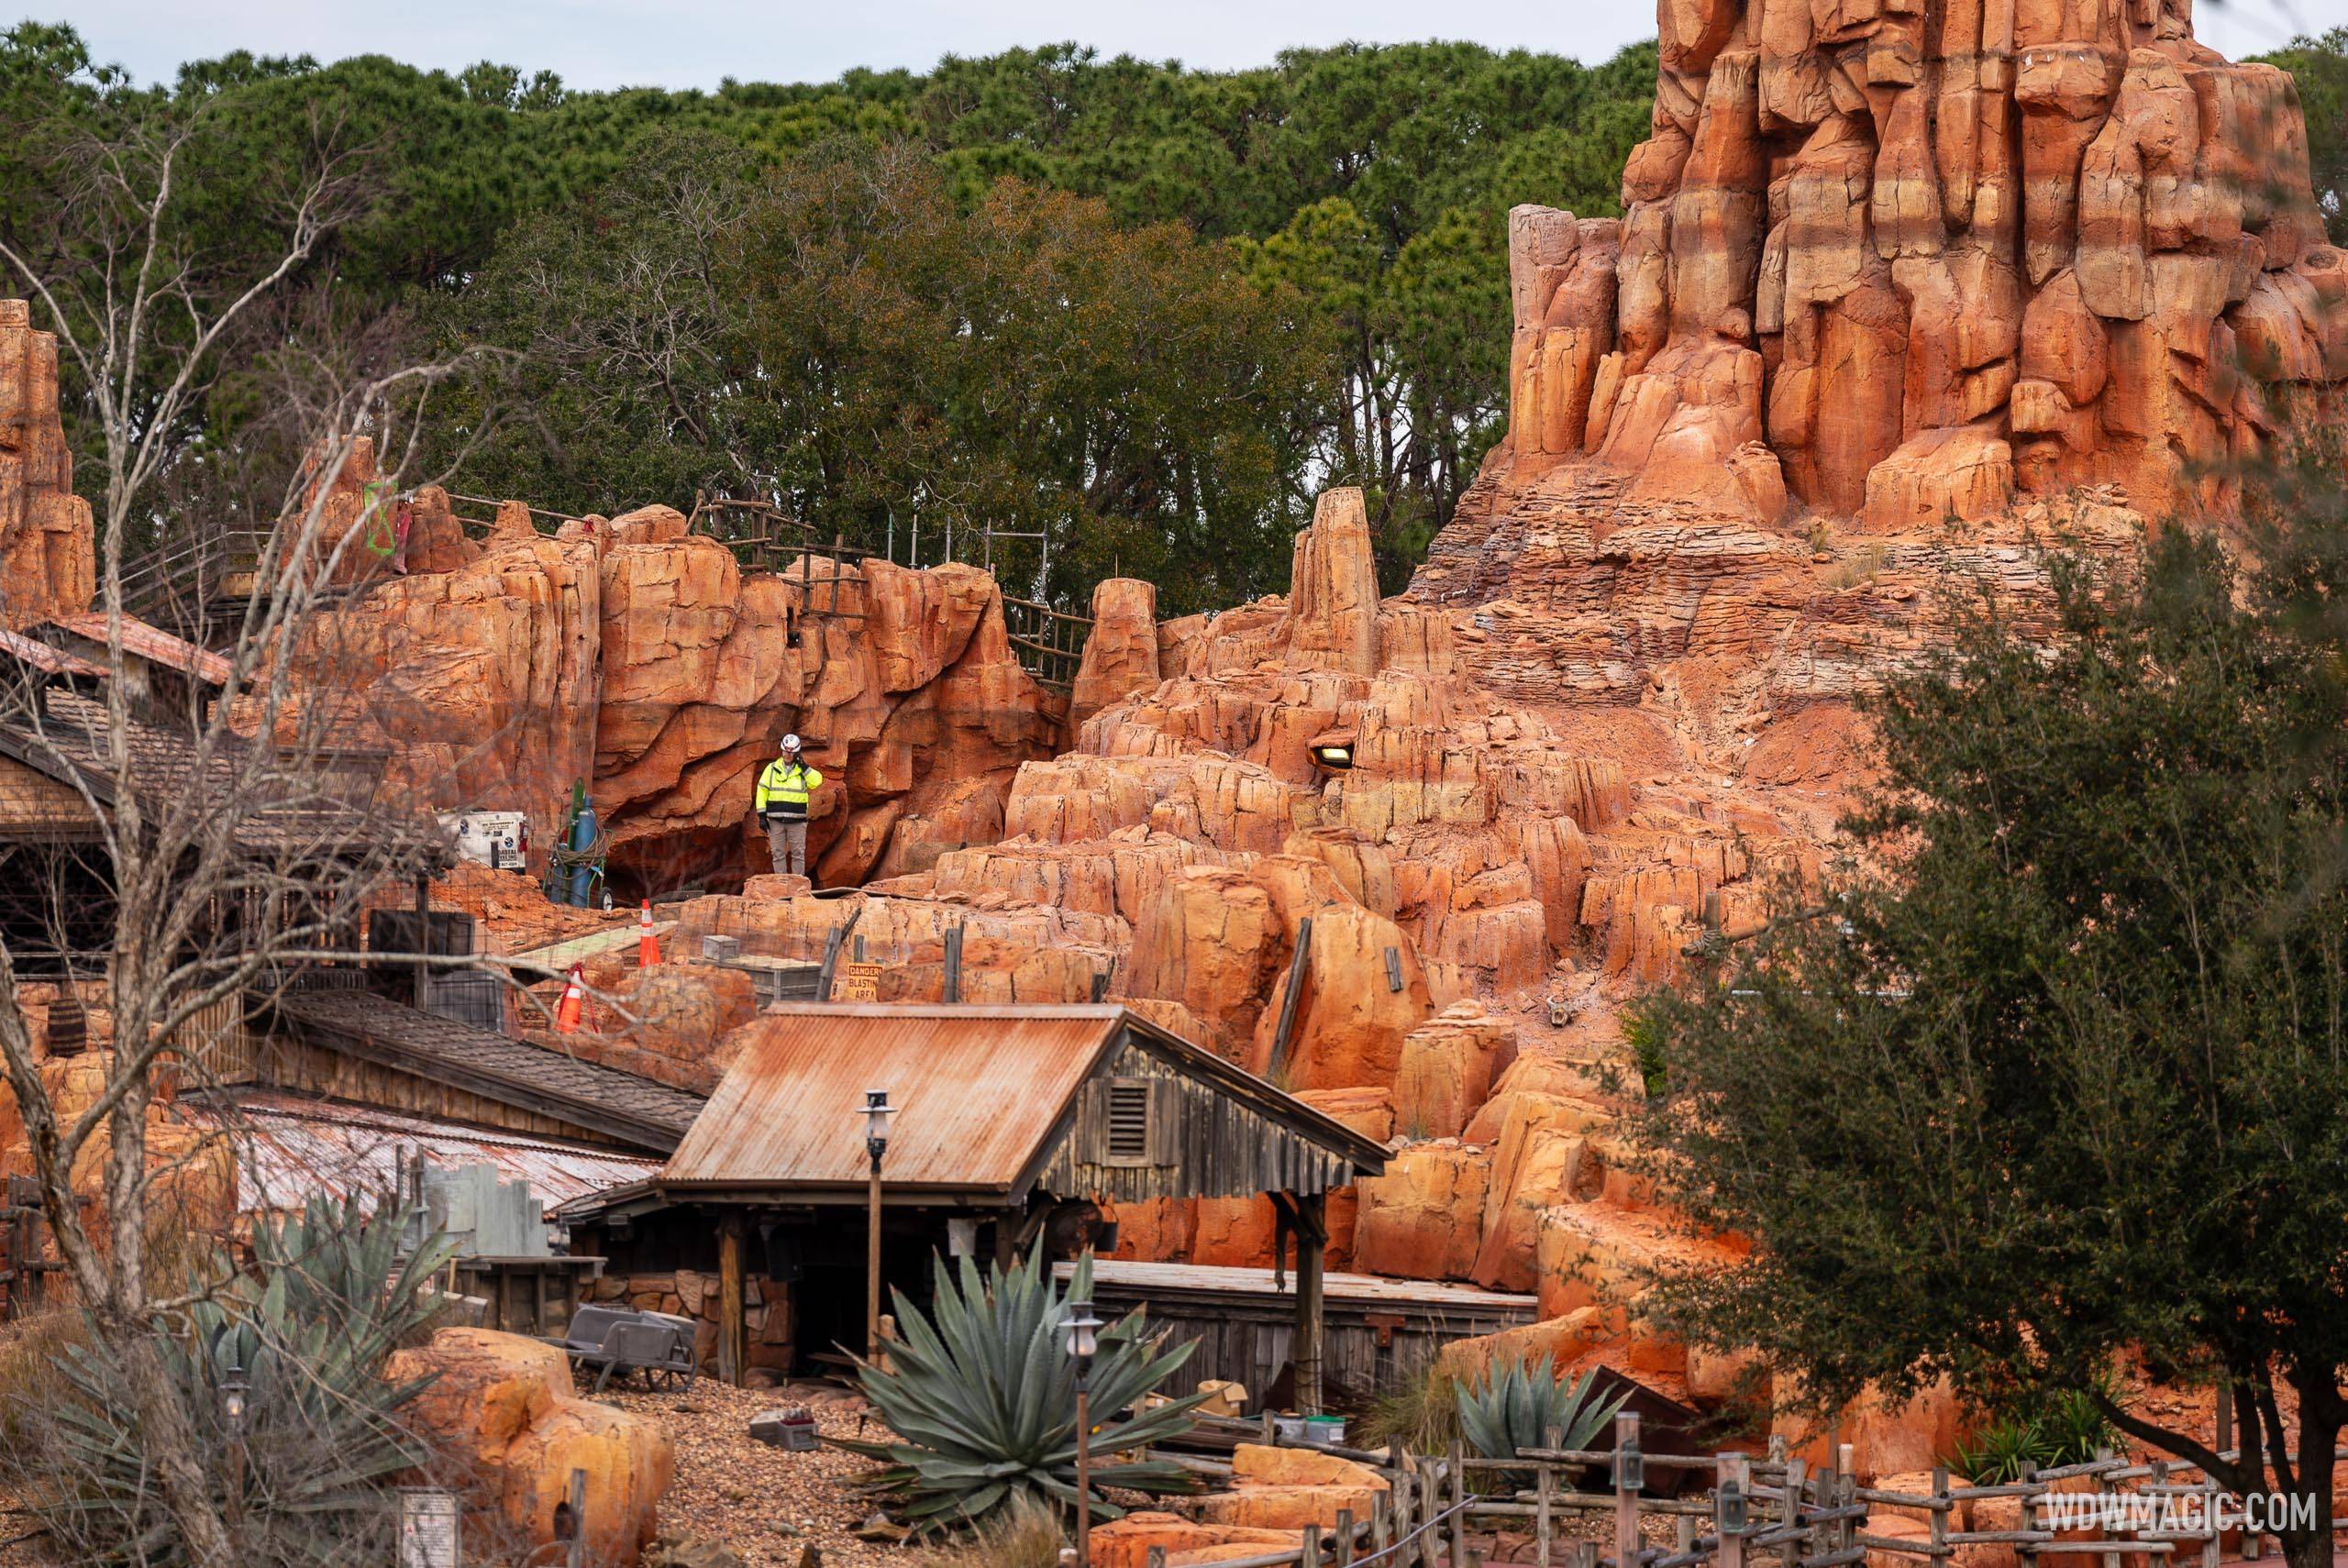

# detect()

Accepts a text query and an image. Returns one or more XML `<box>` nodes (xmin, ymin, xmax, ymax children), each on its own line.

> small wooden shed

<box><xmin>565</xmin><ymin>1003</ymin><xmax>1390</xmax><ymax>1407</ymax></box>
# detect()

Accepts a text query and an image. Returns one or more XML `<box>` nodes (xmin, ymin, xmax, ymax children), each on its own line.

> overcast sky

<box><xmin>43</xmin><ymin>0</ymin><xmax>2348</xmax><ymax>93</ymax></box>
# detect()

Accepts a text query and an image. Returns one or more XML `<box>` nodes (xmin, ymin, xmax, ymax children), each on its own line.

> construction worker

<box><xmin>754</xmin><ymin>734</ymin><xmax>822</xmax><ymax>877</ymax></box>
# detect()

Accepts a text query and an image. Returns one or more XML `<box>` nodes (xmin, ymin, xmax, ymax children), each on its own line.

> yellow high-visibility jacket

<box><xmin>755</xmin><ymin>758</ymin><xmax>822</xmax><ymax>820</ymax></box>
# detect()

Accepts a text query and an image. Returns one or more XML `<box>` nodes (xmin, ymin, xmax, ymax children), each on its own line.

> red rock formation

<box><xmin>1485</xmin><ymin>0</ymin><xmax>2347</xmax><ymax>533</ymax></box>
<box><xmin>279</xmin><ymin>525</ymin><xmax>1061</xmax><ymax>890</ymax></box>
<box><xmin>0</xmin><ymin>300</ymin><xmax>94</xmax><ymax>629</ymax></box>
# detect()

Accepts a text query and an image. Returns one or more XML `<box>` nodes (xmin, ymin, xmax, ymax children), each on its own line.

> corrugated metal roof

<box><xmin>50</xmin><ymin>611</ymin><xmax>235</xmax><ymax>685</ymax></box>
<box><xmin>176</xmin><ymin>1088</ymin><xmax>661</xmax><ymax>1217</ymax></box>
<box><xmin>661</xmin><ymin>1003</ymin><xmax>1126</xmax><ymax>1194</ymax></box>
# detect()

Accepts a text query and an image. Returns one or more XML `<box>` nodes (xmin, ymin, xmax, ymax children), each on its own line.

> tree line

<box><xmin>5</xmin><ymin>22</ymin><xmax>2345</xmax><ymax>611</ymax></box>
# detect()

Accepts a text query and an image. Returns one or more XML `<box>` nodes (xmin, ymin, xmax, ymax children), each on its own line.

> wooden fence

<box><xmin>1140</xmin><ymin>1413</ymin><xmax>2338</xmax><ymax>1568</ymax></box>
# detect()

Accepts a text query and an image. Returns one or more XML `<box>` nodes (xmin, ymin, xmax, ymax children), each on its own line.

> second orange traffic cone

<box><xmin>555</xmin><ymin>963</ymin><xmax>587</xmax><ymax>1032</ymax></box>
<box><xmin>637</xmin><ymin>900</ymin><xmax>661</xmax><ymax>968</ymax></box>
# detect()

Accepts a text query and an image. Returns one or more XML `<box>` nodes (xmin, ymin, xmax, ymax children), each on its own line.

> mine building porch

<box><xmin>558</xmin><ymin>1002</ymin><xmax>1389</xmax><ymax>1408</ymax></box>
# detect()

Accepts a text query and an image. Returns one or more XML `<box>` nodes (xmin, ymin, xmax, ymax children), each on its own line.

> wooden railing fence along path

<box><xmin>1138</xmin><ymin>1413</ymin><xmax>2342</xmax><ymax>1568</ymax></box>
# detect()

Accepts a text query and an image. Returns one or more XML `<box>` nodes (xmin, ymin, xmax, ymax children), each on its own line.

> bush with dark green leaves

<box><xmin>840</xmin><ymin>1249</ymin><xmax>1207</xmax><ymax>1534</ymax></box>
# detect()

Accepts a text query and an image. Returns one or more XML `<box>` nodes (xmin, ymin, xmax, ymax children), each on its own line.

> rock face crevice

<box><xmin>1472</xmin><ymin>0</ymin><xmax>2347</xmax><ymax>547</ymax></box>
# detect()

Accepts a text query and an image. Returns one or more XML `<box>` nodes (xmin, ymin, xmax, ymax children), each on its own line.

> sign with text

<box><xmin>832</xmin><ymin>961</ymin><xmax>884</xmax><ymax>1002</ymax></box>
<box><xmin>398</xmin><ymin>1488</ymin><xmax>460</xmax><ymax>1568</ymax></box>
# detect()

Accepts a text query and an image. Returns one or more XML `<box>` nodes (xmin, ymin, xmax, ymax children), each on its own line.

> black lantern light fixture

<box><xmin>219</xmin><ymin>1357</ymin><xmax>250</xmax><ymax>1438</ymax></box>
<box><xmin>1716</xmin><ymin>1474</ymin><xmax>1748</xmax><ymax>1536</ymax></box>
<box><xmin>1615</xmin><ymin>1429</ymin><xmax>1645</xmax><ymax>1492</ymax></box>
<box><xmin>861</xmin><ymin>1088</ymin><xmax>894</xmax><ymax>1165</ymax></box>
<box><xmin>859</xmin><ymin>1088</ymin><xmax>895</xmax><ymax>1360</ymax></box>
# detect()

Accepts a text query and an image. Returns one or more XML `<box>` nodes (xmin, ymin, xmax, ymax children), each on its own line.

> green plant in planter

<box><xmin>839</xmin><ymin>1249</ymin><xmax>1209</xmax><ymax>1534</ymax></box>
<box><xmin>1456</xmin><ymin>1354</ymin><xmax>1631</xmax><ymax>1461</ymax></box>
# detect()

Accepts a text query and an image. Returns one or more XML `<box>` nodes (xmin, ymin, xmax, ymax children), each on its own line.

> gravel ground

<box><xmin>597</xmin><ymin>1375</ymin><xmax>921</xmax><ymax>1568</ymax></box>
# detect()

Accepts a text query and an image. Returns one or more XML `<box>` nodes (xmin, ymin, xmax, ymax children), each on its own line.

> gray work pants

<box><xmin>764</xmin><ymin>817</ymin><xmax>807</xmax><ymax>877</ymax></box>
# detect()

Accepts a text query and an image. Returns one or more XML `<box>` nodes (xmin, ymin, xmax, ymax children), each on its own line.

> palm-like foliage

<box><xmin>1455</xmin><ymin>1355</ymin><xmax>1631</xmax><ymax>1461</ymax></box>
<box><xmin>39</xmin><ymin>1191</ymin><xmax>456</xmax><ymax>1566</ymax></box>
<box><xmin>841</xmin><ymin>1249</ymin><xmax>1209</xmax><ymax>1534</ymax></box>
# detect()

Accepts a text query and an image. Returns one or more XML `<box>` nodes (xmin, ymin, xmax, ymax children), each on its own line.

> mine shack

<box><xmin>559</xmin><ymin>1002</ymin><xmax>1389</xmax><ymax>1407</ymax></box>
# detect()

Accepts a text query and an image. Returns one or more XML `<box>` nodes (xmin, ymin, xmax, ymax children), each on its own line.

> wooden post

<box><xmin>2214</xmin><ymin>1384</ymin><xmax>2233</xmax><ymax>1461</ymax></box>
<box><xmin>1267</xmin><ymin>916</ymin><xmax>1314</xmax><ymax>1082</ymax></box>
<box><xmin>1149</xmin><ymin>1549</ymin><xmax>1167</xmax><ymax>1568</ymax></box>
<box><xmin>1614</xmin><ymin>1413</ymin><xmax>1643</xmax><ymax>1568</ymax></box>
<box><xmin>1929</xmin><ymin>1465</ymin><xmax>1949</xmax><ymax>1568</ymax></box>
<box><xmin>1294</xmin><ymin>1192</ymin><xmax>1327</xmax><ymax>1417</ymax></box>
<box><xmin>944</xmin><ymin>922</ymin><xmax>964</xmax><ymax>1003</ymax></box>
<box><xmin>2019</xmin><ymin>1463</ymin><xmax>2041</xmax><ymax>1568</ymax></box>
<box><xmin>1392</xmin><ymin>1443</ymin><xmax>1416</xmax><ymax>1568</ymax></box>
<box><xmin>565</xmin><ymin>1466</ymin><xmax>588</xmax><ymax>1568</ymax></box>
<box><xmin>1719</xmin><ymin>1454</ymin><xmax>1749</xmax><ymax>1568</ymax></box>
<box><xmin>1779</xmin><ymin>1458</ymin><xmax>1805</xmax><ymax>1568</ymax></box>
<box><xmin>1372</xmin><ymin>1490</ymin><xmax>1393</xmax><ymax>1563</ymax></box>
<box><xmin>717</xmin><ymin>1214</ymin><xmax>747</xmax><ymax>1386</ymax></box>
<box><xmin>867</xmin><ymin>1150</ymin><xmax>886</xmax><ymax>1359</ymax></box>
<box><xmin>1450</xmin><ymin>1440</ymin><xmax>1468</xmax><ymax>1568</ymax></box>
<box><xmin>1075</xmin><ymin>1379</ymin><xmax>1094</xmax><ymax>1568</ymax></box>
<box><xmin>1536</xmin><ymin>1457</ymin><xmax>1556</xmax><ymax>1568</ymax></box>
<box><xmin>1302</xmin><ymin>1524</ymin><xmax>1322</xmax><ymax>1568</ymax></box>
<box><xmin>1336</xmin><ymin>1508</ymin><xmax>1357</xmax><ymax>1568</ymax></box>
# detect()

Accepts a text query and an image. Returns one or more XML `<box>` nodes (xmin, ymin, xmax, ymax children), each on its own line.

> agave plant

<box><xmin>1456</xmin><ymin>1354</ymin><xmax>1632</xmax><ymax>1461</ymax></box>
<box><xmin>38</xmin><ymin>1190</ymin><xmax>456</xmax><ymax>1566</ymax></box>
<box><xmin>841</xmin><ymin>1249</ymin><xmax>1209</xmax><ymax>1534</ymax></box>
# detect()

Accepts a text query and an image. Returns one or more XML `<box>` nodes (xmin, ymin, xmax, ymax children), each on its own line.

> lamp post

<box><xmin>219</xmin><ymin>1353</ymin><xmax>250</xmax><ymax>1540</ymax></box>
<box><xmin>859</xmin><ymin>1088</ymin><xmax>893</xmax><ymax>1360</ymax></box>
<box><xmin>1062</xmin><ymin>1298</ymin><xmax>1103</xmax><ymax>1568</ymax></box>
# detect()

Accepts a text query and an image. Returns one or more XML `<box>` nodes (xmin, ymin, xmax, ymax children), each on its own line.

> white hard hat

<box><xmin>781</xmin><ymin>734</ymin><xmax>801</xmax><ymax>751</ymax></box>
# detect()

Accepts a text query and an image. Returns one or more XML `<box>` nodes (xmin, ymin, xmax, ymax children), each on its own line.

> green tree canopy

<box><xmin>1626</xmin><ymin>465</ymin><xmax>2348</xmax><ymax>1568</ymax></box>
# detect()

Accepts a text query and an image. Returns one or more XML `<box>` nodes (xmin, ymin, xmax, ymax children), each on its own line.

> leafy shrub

<box><xmin>32</xmin><ymin>1191</ymin><xmax>455</xmax><ymax>1566</ymax></box>
<box><xmin>1456</xmin><ymin>1355</ymin><xmax>1631</xmax><ymax>1461</ymax></box>
<box><xmin>844</xmin><ymin>1249</ymin><xmax>1208</xmax><ymax>1535</ymax></box>
<box><xmin>1949</xmin><ymin>1380</ymin><xmax>2123</xmax><ymax>1483</ymax></box>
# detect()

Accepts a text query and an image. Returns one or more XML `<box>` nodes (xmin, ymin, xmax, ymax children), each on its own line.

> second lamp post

<box><xmin>1063</xmin><ymin>1297</ymin><xmax>1104</xmax><ymax>1568</ymax></box>
<box><xmin>860</xmin><ymin>1088</ymin><xmax>893</xmax><ymax>1360</ymax></box>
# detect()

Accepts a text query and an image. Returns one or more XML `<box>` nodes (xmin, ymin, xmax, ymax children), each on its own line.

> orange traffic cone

<box><xmin>555</xmin><ymin>963</ymin><xmax>587</xmax><ymax>1033</ymax></box>
<box><xmin>637</xmin><ymin>900</ymin><xmax>661</xmax><ymax>968</ymax></box>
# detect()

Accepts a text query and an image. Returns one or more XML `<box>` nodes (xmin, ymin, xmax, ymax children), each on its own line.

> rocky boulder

<box><xmin>386</xmin><ymin>1328</ymin><xmax>674</xmax><ymax>1566</ymax></box>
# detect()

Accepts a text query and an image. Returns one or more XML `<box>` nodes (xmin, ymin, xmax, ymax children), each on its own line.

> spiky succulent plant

<box><xmin>839</xmin><ymin>1249</ymin><xmax>1208</xmax><ymax>1534</ymax></box>
<box><xmin>38</xmin><ymin>1191</ymin><xmax>455</xmax><ymax>1566</ymax></box>
<box><xmin>1455</xmin><ymin>1353</ymin><xmax>1632</xmax><ymax>1461</ymax></box>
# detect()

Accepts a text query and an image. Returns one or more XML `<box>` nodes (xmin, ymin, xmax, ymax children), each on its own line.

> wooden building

<box><xmin>560</xmin><ymin>1003</ymin><xmax>1390</xmax><ymax>1408</ymax></box>
<box><xmin>1054</xmin><ymin>1259</ymin><xmax>1537</xmax><ymax>1402</ymax></box>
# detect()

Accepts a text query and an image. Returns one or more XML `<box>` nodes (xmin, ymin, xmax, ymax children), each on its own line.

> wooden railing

<box><xmin>1002</xmin><ymin>594</ymin><xmax>1092</xmax><ymax>691</ymax></box>
<box><xmin>1138</xmin><ymin>1412</ymin><xmax>2342</xmax><ymax>1568</ymax></box>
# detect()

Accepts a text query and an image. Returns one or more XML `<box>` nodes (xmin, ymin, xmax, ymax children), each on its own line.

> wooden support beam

<box><xmin>1267</xmin><ymin>916</ymin><xmax>1313</xmax><ymax>1083</ymax></box>
<box><xmin>717</xmin><ymin>1214</ymin><xmax>747</xmax><ymax>1387</ymax></box>
<box><xmin>1293</xmin><ymin>1190</ymin><xmax>1327</xmax><ymax>1417</ymax></box>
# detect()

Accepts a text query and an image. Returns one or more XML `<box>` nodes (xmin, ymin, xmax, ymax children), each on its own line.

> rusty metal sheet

<box><xmin>50</xmin><ymin>611</ymin><xmax>235</xmax><ymax>686</ymax></box>
<box><xmin>660</xmin><ymin>1003</ymin><xmax>1126</xmax><ymax>1195</ymax></box>
<box><xmin>0</xmin><ymin>626</ymin><xmax>105</xmax><ymax>679</ymax></box>
<box><xmin>177</xmin><ymin>1088</ymin><xmax>660</xmax><ymax>1218</ymax></box>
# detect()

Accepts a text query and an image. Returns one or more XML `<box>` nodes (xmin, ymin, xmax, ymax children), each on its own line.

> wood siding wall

<box><xmin>251</xmin><ymin>1032</ymin><xmax>626</xmax><ymax>1149</ymax></box>
<box><xmin>1034</xmin><ymin>1035</ymin><xmax>1362</xmax><ymax>1203</ymax></box>
<box><xmin>0</xmin><ymin>756</ymin><xmax>99</xmax><ymax>836</ymax></box>
<box><xmin>1095</xmin><ymin>1284</ymin><xmax>1532</xmax><ymax>1397</ymax></box>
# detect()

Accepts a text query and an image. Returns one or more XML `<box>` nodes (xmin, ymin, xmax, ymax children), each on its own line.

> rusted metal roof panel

<box><xmin>0</xmin><ymin>625</ymin><xmax>105</xmax><ymax>679</ymax></box>
<box><xmin>176</xmin><ymin>1088</ymin><xmax>661</xmax><ymax>1217</ymax></box>
<box><xmin>661</xmin><ymin>1003</ymin><xmax>1125</xmax><ymax>1193</ymax></box>
<box><xmin>50</xmin><ymin>611</ymin><xmax>235</xmax><ymax>686</ymax></box>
